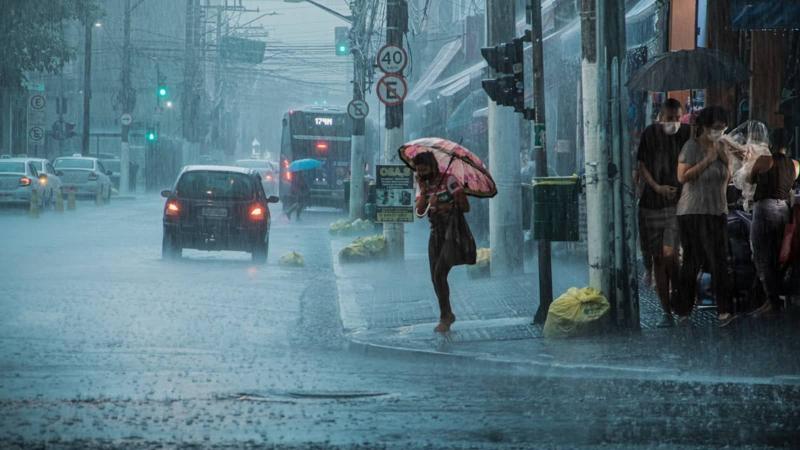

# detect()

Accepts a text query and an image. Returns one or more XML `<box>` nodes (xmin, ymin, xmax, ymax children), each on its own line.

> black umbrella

<box><xmin>627</xmin><ymin>48</ymin><xmax>749</xmax><ymax>92</ymax></box>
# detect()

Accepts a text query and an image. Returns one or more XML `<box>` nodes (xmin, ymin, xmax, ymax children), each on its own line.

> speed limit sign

<box><xmin>377</xmin><ymin>44</ymin><xmax>407</xmax><ymax>74</ymax></box>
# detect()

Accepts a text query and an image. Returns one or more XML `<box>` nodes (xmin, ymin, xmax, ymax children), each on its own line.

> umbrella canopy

<box><xmin>627</xmin><ymin>48</ymin><xmax>749</xmax><ymax>92</ymax></box>
<box><xmin>288</xmin><ymin>158</ymin><xmax>322</xmax><ymax>172</ymax></box>
<box><xmin>398</xmin><ymin>137</ymin><xmax>497</xmax><ymax>198</ymax></box>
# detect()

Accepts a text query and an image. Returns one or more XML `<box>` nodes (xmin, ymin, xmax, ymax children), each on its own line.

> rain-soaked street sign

<box><xmin>375</xmin><ymin>164</ymin><xmax>414</xmax><ymax>223</ymax></box>
<box><xmin>27</xmin><ymin>93</ymin><xmax>47</xmax><ymax>156</ymax></box>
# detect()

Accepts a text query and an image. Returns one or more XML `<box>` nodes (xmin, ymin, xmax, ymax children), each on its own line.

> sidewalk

<box><xmin>332</xmin><ymin>220</ymin><xmax>800</xmax><ymax>385</ymax></box>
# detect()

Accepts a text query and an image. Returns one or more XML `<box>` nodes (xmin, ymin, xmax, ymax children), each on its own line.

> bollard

<box><xmin>95</xmin><ymin>187</ymin><xmax>103</xmax><ymax>206</ymax></box>
<box><xmin>29</xmin><ymin>189</ymin><xmax>40</xmax><ymax>219</ymax></box>
<box><xmin>67</xmin><ymin>188</ymin><xmax>76</xmax><ymax>210</ymax></box>
<box><xmin>55</xmin><ymin>189</ymin><xmax>64</xmax><ymax>212</ymax></box>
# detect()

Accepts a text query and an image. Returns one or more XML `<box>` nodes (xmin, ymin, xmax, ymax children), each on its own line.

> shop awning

<box><xmin>429</xmin><ymin>61</ymin><xmax>486</xmax><ymax>95</ymax></box>
<box><xmin>407</xmin><ymin>39</ymin><xmax>462</xmax><ymax>102</ymax></box>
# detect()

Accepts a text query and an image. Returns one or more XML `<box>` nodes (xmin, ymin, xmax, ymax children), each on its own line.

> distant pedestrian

<box><xmin>636</xmin><ymin>98</ymin><xmax>691</xmax><ymax>327</ymax></box>
<box><xmin>413</xmin><ymin>151</ymin><xmax>474</xmax><ymax>333</ymax></box>
<box><xmin>749</xmin><ymin>128</ymin><xmax>799</xmax><ymax>317</ymax></box>
<box><xmin>285</xmin><ymin>172</ymin><xmax>309</xmax><ymax>221</ymax></box>
<box><xmin>675</xmin><ymin>106</ymin><xmax>735</xmax><ymax>327</ymax></box>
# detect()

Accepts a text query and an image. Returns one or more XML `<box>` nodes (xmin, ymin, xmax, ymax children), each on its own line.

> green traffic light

<box><xmin>336</xmin><ymin>44</ymin><xmax>349</xmax><ymax>56</ymax></box>
<box><xmin>157</xmin><ymin>87</ymin><xmax>167</xmax><ymax>97</ymax></box>
<box><xmin>146</xmin><ymin>131</ymin><xmax>157</xmax><ymax>141</ymax></box>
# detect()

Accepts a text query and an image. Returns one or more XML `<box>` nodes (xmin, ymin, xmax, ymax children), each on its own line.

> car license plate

<box><xmin>202</xmin><ymin>207</ymin><xmax>227</xmax><ymax>218</ymax></box>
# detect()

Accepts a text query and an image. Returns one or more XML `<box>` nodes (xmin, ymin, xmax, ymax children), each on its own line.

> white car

<box><xmin>53</xmin><ymin>155</ymin><xmax>113</xmax><ymax>201</ymax></box>
<box><xmin>27</xmin><ymin>158</ymin><xmax>64</xmax><ymax>206</ymax></box>
<box><xmin>0</xmin><ymin>158</ymin><xmax>48</xmax><ymax>208</ymax></box>
<box><xmin>235</xmin><ymin>159</ymin><xmax>278</xmax><ymax>196</ymax></box>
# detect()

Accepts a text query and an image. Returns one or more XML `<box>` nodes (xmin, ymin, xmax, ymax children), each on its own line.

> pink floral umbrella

<box><xmin>398</xmin><ymin>137</ymin><xmax>497</xmax><ymax>198</ymax></box>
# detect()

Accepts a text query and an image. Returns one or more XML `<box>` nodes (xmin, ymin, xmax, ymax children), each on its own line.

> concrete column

<box><xmin>487</xmin><ymin>0</ymin><xmax>522</xmax><ymax>276</ymax></box>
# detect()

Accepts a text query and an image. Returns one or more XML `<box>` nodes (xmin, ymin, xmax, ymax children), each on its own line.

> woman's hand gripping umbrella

<box><xmin>398</xmin><ymin>138</ymin><xmax>495</xmax><ymax>333</ymax></box>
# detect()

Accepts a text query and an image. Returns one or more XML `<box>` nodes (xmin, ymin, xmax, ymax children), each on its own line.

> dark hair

<box><xmin>661</xmin><ymin>98</ymin><xmax>682</xmax><ymax>112</ymax></box>
<box><xmin>695</xmin><ymin>106</ymin><xmax>728</xmax><ymax>136</ymax></box>
<box><xmin>770</xmin><ymin>128</ymin><xmax>792</xmax><ymax>154</ymax></box>
<box><xmin>412</xmin><ymin>152</ymin><xmax>439</xmax><ymax>173</ymax></box>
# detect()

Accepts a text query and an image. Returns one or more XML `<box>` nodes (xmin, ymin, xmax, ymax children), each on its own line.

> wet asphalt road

<box><xmin>1</xmin><ymin>197</ymin><xmax>799</xmax><ymax>449</ymax></box>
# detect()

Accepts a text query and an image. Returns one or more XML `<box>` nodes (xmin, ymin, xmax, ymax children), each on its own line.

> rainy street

<box><xmin>1</xmin><ymin>200</ymin><xmax>799</xmax><ymax>449</ymax></box>
<box><xmin>3</xmin><ymin>0</ymin><xmax>800</xmax><ymax>448</ymax></box>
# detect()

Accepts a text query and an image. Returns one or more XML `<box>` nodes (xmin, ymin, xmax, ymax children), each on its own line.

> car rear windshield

<box><xmin>55</xmin><ymin>159</ymin><xmax>93</xmax><ymax>169</ymax></box>
<box><xmin>0</xmin><ymin>162</ymin><xmax>26</xmax><ymax>173</ymax></box>
<box><xmin>176</xmin><ymin>171</ymin><xmax>256</xmax><ymax>200</ymax></box>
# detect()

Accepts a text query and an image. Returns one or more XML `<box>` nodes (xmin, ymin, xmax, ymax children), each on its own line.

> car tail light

<box><xmin>249</xmin><ymin>203</ymin><xmax>265</xmax><ymax>220</ymax></box>
<box><xmin>165</xmin><ymin>200</ymin><xmax>180</xmax><ymax>217</ymax></box>
<box><xmin>285</xmin><ymin>171</ymin><xmax>292</xmax><ymax>181</ymax></box>
<box><xmin>88</xmin><ymin>172</ymin><xmax>98</xmax><ymax>181</ymax></box>
<box><xmin>19</xmin><ymin>177</ymin><xmax>31</xmax><ymax>186</ymax></box>
<box><xmin>265</xmin><ymin>174</ymin><xmax>273</xmax><ymax>181</ymax></box>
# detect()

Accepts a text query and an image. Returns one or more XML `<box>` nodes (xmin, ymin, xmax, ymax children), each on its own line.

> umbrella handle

<box><xmin>436</xmin><ymin>154</ymin><xmax>458</xmax><ymax>188</ymax></box>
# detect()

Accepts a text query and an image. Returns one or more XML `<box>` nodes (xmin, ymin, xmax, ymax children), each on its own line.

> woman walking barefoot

<box><xmin>413</xmin><ymin>152</ymin><xmax>475</xmax><ymax>333</ymax></box>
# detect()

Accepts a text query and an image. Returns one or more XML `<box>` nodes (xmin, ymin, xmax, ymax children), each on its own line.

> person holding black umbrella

<box><xmin>637</xmin><ymin>98</ymin><xmax>691</xmax><ymax>327</ymax></box>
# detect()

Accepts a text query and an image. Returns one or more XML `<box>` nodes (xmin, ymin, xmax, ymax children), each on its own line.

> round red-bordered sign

<box><xmin>376</xmin><ymin>74</ymin><xmax>407</xmax><ymax>106</ymax></box>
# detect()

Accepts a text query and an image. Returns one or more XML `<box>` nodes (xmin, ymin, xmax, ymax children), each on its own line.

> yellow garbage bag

<box><xmin>543</xmin><ymin>287</ymin><xmax>610</xmax><ymax>338</ymax></box>
<box><xmin>468</xmin><ymin>248</ymin><xmax>491</xmax><ymax>279</ymax></box>
<box><xmin>279</xmin><ymin>251</ymin><xmax>305</xmax><ymax>267</ymax></box>
<box><xmin>339</xmin><ymin>235</ymin><xmax>387</xmax><ymax>263</ymax></box>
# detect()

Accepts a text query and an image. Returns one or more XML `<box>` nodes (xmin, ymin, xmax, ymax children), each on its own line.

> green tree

<box><xmin>0</xmin><ymin>0</ymin><xmax>101</xmax><ymax>88</ymax></box>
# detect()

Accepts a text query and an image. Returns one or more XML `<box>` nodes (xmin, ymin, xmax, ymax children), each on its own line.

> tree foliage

<box><xmin>0</xmin><ymin>0</ymin><xmax>101</xmax><ymax>88</ymax></box>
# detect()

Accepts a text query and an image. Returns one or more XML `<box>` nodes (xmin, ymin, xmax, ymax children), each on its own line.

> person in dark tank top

<box><xmin>749</xmin><ymin>128</ymin><xmax>799</xmax><ymax>317</ymax></box>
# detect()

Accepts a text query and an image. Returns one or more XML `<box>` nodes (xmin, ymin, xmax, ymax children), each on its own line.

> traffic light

<box><xmin>481</xmin><ymin>35</ymin><xmax>527</xmax><ymax>115</ymax></box>
<box><xmin>334</xmin><ymin>27</ymin><xmax>350</xmax><ymax>56</ymax></box>
<box><xmin>156</xmin><ymin>70</ymin><xmax>168</xmax><ymax>103</ymax></box>
<box><xmin>145</xmin><ymin>128</ymin><xmax>158</xmax><ymax>142</ymax></box>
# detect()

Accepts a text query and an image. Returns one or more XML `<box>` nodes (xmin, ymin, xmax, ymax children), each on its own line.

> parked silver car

<box><xmin>53</xmin><ymin>155</ymin><xmax>113</xmax><ymax>201</ymax></box>
<box><xmin>235</xmin><ymin>159</ymin><xmax>278</xmax><ymax>196</ymax></box>
<box><xmin>27</xmin><ymin>158</ymin><xmax>64</xmax><ymax>206</ymax></box>
<box><xmin>0</xmin><ymin>158</ymin><xmax>47</xmax><ymax>207</ymax></box>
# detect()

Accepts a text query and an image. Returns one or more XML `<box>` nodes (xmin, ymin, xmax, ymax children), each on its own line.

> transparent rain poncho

<box><xmin>725</xmin><ymin>120</ymin><xmax>771</xmax><ymax>211</ymax></box>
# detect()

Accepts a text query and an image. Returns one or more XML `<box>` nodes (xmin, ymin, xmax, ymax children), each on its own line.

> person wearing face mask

<box><xmin>676</xmin><ymin>106</ymin><xmax>735</xmax><ymax>327</ymax></box>
<box><xmin>636</xmin><ymin>98</ymin><xmax>691</xmax><ymax>327</ymax></box>
<box><xmin>748</xmin><ymin>128</ymin><xmax>799</xmax><ymax>318</ymax></box>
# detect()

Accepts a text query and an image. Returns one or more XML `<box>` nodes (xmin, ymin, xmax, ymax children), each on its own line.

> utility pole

<box><xmin>349</xmin><ymin>0</ymin><xmax>367</xmax><ymax>220</ymax></box>
<box><xmin>597</xmin><ymin>0</ymin><xmax>638</xmax><ymax>328</ymax></box>
<box><xmin>81</xmin><ymin>14</ymin><xmax>93</xmax><ymax>156</ymax></box>
<box><xmin>486</xmin><ymin>0</ymin><xmax>522</xmax><ymax>276</ymax></box>
<box><xmin>119</xmin><ymin>0</ymin><xmax>133</xmax><ymax>195</ymax></box>
<box><xmin>382</xmin><ymin>0</ymin><xmax>408</xmax><ymax>260</ymax></box>
<box><xmin>182</xmin><ymin>0</ymin><xmax>200</xmax><ymax>164</ymax></box>
<box><xmin>529</xmin><ymin>0</ymin><xmax>553</xmax><ymax>324</ymax></box>
<box><xmin>582</xmin><ymin>0</ymin><xmax>638</xmax><ymax>328</ymax></box>
<box><xmin>580</xmin><ymin>0</ymin><xmax>611</xmax><ymax>298</ymax></box>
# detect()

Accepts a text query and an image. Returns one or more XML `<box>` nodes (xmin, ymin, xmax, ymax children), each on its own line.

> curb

<box><xmin>330</xmin><ymin>241</ymin><xmax>800</xmax><ymax>387</ymax></box>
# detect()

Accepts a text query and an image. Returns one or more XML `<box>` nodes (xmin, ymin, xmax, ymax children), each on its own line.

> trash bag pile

<box><xmin>338</xmin><ymin>235</ymin><xmax>387</xmax><ymax>263</ymax></box>
<box><xmin>543</xmin><ymin>287</ymin><xmax>610</xmax><ymax>339</ymax></box>
<box><xmin>279</xmin><ymin>251</ymin><xmax>305</xmax><ymax>267</ymax></box>
<box><xmin>467</xmin><ymin>248</ymin><xmax>491</xmax><ymax>279</ymax></box>
<box><xmin>727</xmin><ymin>120</ymin><xmax>771</xmax><ymax>211</ymax></box>
<box><xmin>329</xmin><ymin>218</ymin><xmax>375</xmax><ymax>236</ymax></box>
